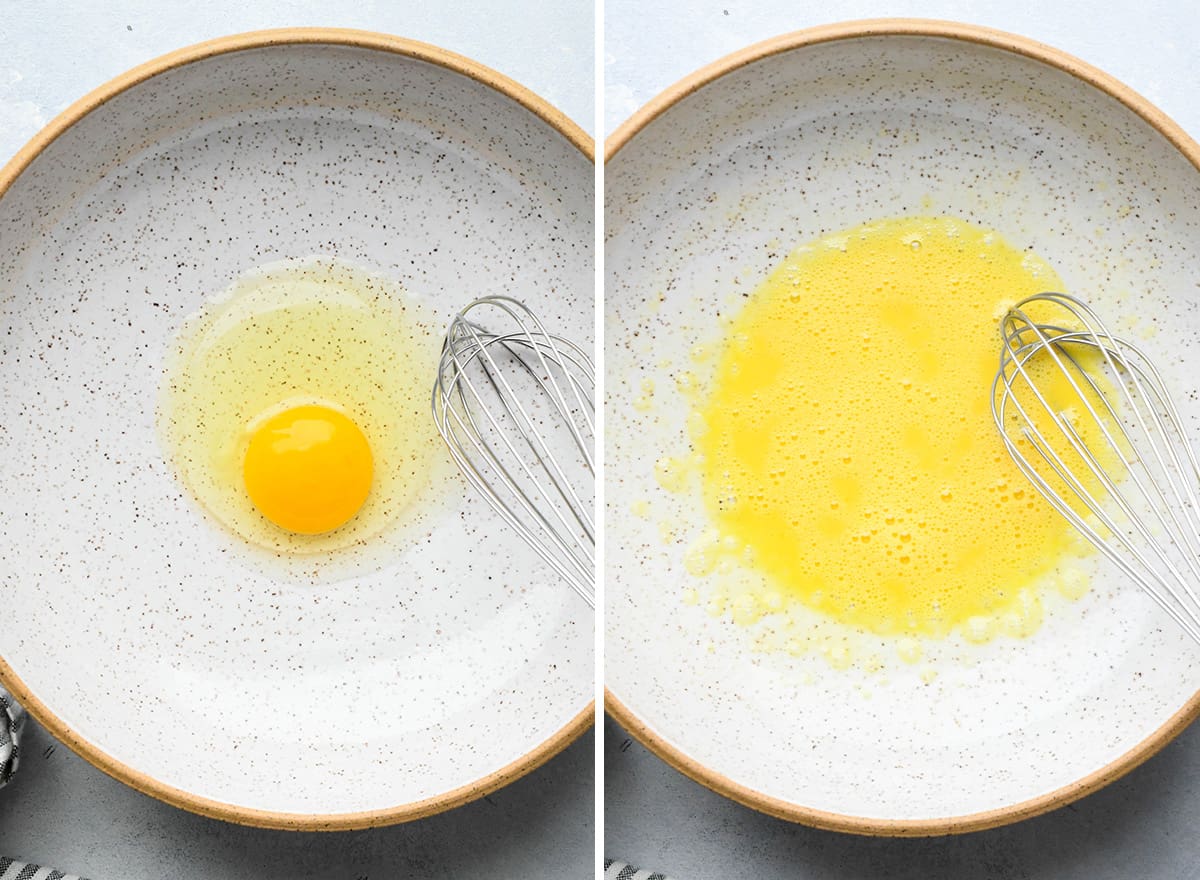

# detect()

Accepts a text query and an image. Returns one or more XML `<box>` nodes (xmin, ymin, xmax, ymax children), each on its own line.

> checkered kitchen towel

<box><xmin>1</xmin><ymin>687</ymin><xmax>89</xmax><ymax>880</ymax></box>
<box><xmin>605</xmin><ymin>859</ymin><xmax>676</xmax><ymax>880</ymax></box>
<box><xmin>0</xmin><ymin>857</ymin><xmax>87</xmax><ymax>880</ymax></box>
<box><xmin>0</xmin><ymin>685</ymin><xmax>25</xmax><ymax>789</ymax></box>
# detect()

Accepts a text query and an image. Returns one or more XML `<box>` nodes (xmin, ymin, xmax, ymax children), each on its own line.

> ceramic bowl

<box><xmin>605</xmin><ymin>20</ymin><xmax>1200</xmax><ymax>835</ymax></box>
<box><xmin>0</xmin><ymin>29</ymin><xmax>593</xmax><ymax>829</ymax></box>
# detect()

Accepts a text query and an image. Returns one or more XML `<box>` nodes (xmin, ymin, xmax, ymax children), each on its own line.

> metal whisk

<box><xmin>432</xmin><ymin>295</ymin><xmax>595</xmax><ymax>607</ymax></box>
<box><xmin>992</xmin><ymin>292</ymin><xmax>1200</xmax><ymax>642</ymax></box>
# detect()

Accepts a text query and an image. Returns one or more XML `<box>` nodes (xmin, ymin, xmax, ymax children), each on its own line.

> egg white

<box><xmin>158</xmin><ymin>256</ymin><xmax>454</xmax><ymax>575</ymax></box>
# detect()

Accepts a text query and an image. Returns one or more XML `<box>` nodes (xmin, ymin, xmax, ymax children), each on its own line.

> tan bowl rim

<box><xmin>0</xmin><ymin>26</ymin><xmax>594</xmax><ymax>832</ymax></box>
<box><xmin>603</xmin><ymin>17</ymin><xmax>1200</xmax><ymax>837</ymax></box>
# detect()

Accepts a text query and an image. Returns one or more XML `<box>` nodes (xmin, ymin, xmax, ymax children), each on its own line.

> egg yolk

<box><xmin>243</xmin><ymin>404</ymin><xmax>374</xmax><ymax>535</ymax></box>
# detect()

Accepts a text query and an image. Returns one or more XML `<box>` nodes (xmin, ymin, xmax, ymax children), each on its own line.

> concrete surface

<box><xmin>0</xmin><ymin>1</ymin><xmax>594</xmax><ymax>877</ymax></box>
<box><xmin>605</xmin><ymin>715</ymin><xmax>1200</xmax><ymax>879</ymax></box>
<box><xmin>2</xmin><ymin>716</ymin><xmax>593</xmax><ymax>878</ymax></box>
<box><xmin>604</xmin><ymin>2</ymin><xmax>1200</xmax><ymax>878</ymax></box>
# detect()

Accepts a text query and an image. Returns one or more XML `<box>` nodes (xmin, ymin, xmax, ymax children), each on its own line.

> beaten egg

<box><xmin>158</xmin><ymin>256</ymin><xmax>446</xmax><ymax>560</ymax></box>
<box><xmin>684</xmin><ymin>216</ymin><xmax>1106</xmax><ymax>644</ymax></box>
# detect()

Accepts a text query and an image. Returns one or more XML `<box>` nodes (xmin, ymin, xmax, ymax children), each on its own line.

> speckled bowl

<box><xmin>606</xmin><ymin>20</ymin><xmax>1200</xmax><ymax>835</ymax></box>
<box><xmin>0</xmin><ymin>29</ymin><xmax>593</xmax><ymax>829</ymax></box>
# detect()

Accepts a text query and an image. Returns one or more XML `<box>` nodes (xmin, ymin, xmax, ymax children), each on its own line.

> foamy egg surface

<box><xmin>679</xmin><ymin>216</ymin><xmax>1104</xmax><ymax>646</ymax></box>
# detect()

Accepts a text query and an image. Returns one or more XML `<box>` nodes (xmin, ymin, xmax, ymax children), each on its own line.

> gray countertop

<box><xmin>3</xmin><ymin>715</ymin><xmax>594</xmax><ymax>878</ymax></box>
<box><xmin>606</xmin><ymin>715</ymin><xmax>1200</xmax><ymax>879</ymax></box>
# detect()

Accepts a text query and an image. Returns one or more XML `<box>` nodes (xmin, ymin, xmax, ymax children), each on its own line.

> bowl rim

<box><xmin>603</xmin><ymin>17</ymin><xmax>1200</xmax><ymax>837</ymax></box>
<box><xmin>0</xmin><ymin>26</ymin><xmax>594</xmax><ymax>832</ymax></box>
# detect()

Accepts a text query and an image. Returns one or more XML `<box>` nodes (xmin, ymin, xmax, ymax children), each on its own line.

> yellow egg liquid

<box><xmin>695</xmin><ymin>216</ymin><xmax>1102</xmax><ymax>641</ymax></box>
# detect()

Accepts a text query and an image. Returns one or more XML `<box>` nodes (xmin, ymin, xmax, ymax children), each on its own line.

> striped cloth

<box><xmin>0</xmin><ymin>685</ymin><xmax>25</xmax><ymax>789</ymax></box>
<box><xmin>1</xmin><ymin>689</ymin><xmax>88</xmax><ymax>879</ymax></box>
<box><xmin>0</xmin><ymin>859</ymin><xmax>86</xmax><ymax>880</ymax></box>
<box><xmin>604</xmin><ymin>859</ymin><xmax>676</xmax><ymax>880</ymax></box>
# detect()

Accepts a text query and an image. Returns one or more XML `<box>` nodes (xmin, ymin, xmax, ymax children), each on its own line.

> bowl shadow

<box><xmin>0</xmin><ymin>715</ymin><xmax>594</xmax><ymax>879</ymax></box>
<box><xmin>604</xmin><ymin>713</ymin><xmax>1200</xmax><ymax>879</ymax></box>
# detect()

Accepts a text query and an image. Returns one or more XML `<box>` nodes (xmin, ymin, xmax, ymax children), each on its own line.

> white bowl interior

<box><xmin>0</xmin><ymin>42</ymin><xmax>593</xmax><ymax>817</ymax></box>
<box><xmin>606</xmin><ymin>33</ymin><xmax>1200</xmax><ymax>824</ymax></box>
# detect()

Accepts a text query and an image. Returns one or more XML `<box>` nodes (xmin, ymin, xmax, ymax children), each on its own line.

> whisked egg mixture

<box><xmin>647</xmin><ymin>216</ymin><xmax>1110</xmax><ymax>671</ymax></box>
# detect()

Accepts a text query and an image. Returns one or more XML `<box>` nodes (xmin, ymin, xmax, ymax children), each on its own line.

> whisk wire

<box><xmin>441</xmin><ymin>352</ymin><xmax>591</xmax><ymax>584</ymax></box>
<box><xmin>994</xmin><ymin>292</ymin><xmax>1200</xmax><ymax>643</ymax></box>
<box><xmin>433</xmin><ymin>295</ymin><xmax>595</xmax><ymax>607</ymax></box>
<box><xmin>1003</xmin><ymin>420</ymin><xmax>1200</xmax><ymax>643</ymax></box>
<box><xmin>439</xmin><ymin>408</ymin><xmax>589</xmax><ymax>591</ymax></box>
<box><xmin>1064</xmin><ymin>329</ymin><xmax>1200</xmax><ymax>594</ymax></box>
<box><xmin>1003</xmin><ymin>329</ymin><xmax>1169</xmax><ymax>561</ymax></box>
<box><xmin>449</xmin><ymin>323</ymin><xmax>595</xmax><ymax>552</ymax></box>
<box><xmin>460</xmin><ymin>296</ymin><xmax>596</xmax><ymax>459</ymax></box>
<box><xmin>436</xmin><ymin>363</ymin><xmax>594</xmax><ymax>599</ymax></box>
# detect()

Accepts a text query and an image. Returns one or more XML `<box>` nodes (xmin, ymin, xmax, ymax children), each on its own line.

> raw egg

<box><xmin>158</xmin><ymin>256</ymin><xmax>447</xmax><ymax>560</ymax></box>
